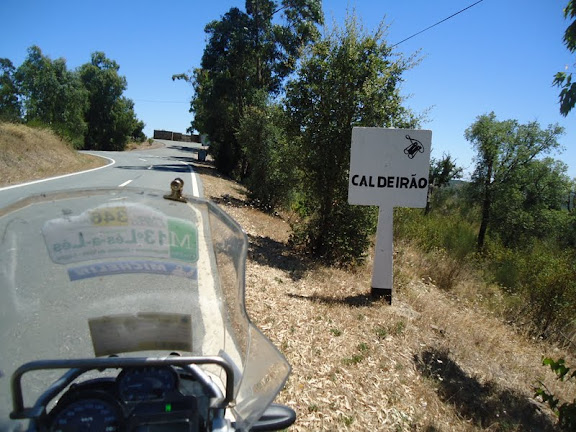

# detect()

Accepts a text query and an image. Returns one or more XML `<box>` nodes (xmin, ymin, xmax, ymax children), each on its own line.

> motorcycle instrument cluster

<box><xmin>49</xmin><ymin>396</ymin><xmax>123</xmax><ymax>432</ymax></box>
<box><xmin>118</xmin><ymin>366</ymin><xmax>179</xmax><ymax>402</ymax></box>
<box><xmin>47</xmin><ymin>366</ymin><xmax>196</xmax><ymax>432</ymax></box>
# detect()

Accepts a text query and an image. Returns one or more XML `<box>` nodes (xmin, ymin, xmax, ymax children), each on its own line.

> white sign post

<box><xmin>348</xmin><ymin>127</ymin><xmax>431</xmax><ymax>304</ymax></box>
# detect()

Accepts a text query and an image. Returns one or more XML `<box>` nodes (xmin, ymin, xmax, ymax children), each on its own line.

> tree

<box><xmin>15</xmin><ymin>46</ymin><xmax>87</xmax><ymax>146</ymax></box>
<box><xmin>79</xmin><ymin>52</ymin><xmax>142</xmax><ymax>150</ymax></box>
<box><xmin>430</xmin><ymin>154</ymin><xmax>463</xmax><ymax>189</ymax></box>
<box><xmin>426</xmin><ymin>154</ymin><xmax>463</xmax><ymax>214</ymax></box>
<box><xmin>465</xmin><ymin>112</ymin><xmax>564</xmax><ymax>249</ymax></box>
<box><xmin>245</xmin><ymin>0</ymin><xmax>323</xmax><ymax>92</ymax></box>
<box><xmin>0</xmin><ymin>58</ymin><xmax>22</xmax><ymax>122</ymax></box>
<box><xmin>490</xmin><ymin>157</ymin><xmax>572</xmax><ymax>247</ymax></box>
<box><xmin>189</xmin><ymin>7</ymin><xmax>253</xmax><ymax>175</ymax></box>
<box><xmin>130</xmin><ymin>116</ymin><xmax>146</xmax><ymax>143</ymax></box>
<box><xmin>235</xmin><ymin>94</ymin><xmax>296</xmax><ymax>209</ymax></box>
<box><xmin>555</xmin><ymin>1</ymin><xmax>576</xmax><ymax>115</ymax></box>
<box><xmin>186</xmin><ymin>0</ymin><xmax>323</xmax><ymax>177</ymax></box>
<box><xmin>285</xmin><ymin>15</ymin><xmax>419</xmax><ymax>265</ymax></box>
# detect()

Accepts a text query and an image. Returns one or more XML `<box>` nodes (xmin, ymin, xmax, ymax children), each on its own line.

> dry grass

<box><xmin>0</xmin><ymin>122</ymin><xmax>105</xmax><ymax>187</ymax></box>
<box><xmin>3</xmin><ymin>126</ymin><xmax>575</xmax><ymax>430</ymax></box>
<box><xmin>196</xmin><ymin>161</ymin><xmax>576</xmax><ymax>431</ymax></box>
<box><xmin>126</xmin><ymin>139</ymin><xmax>166</xmax><ymax>151</ymax></box>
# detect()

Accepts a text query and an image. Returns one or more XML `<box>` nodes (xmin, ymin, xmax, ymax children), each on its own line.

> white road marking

<box><xmin>119</xmin><ymin>180</ymin><xmax>133</xmax><ymax>187</ymax></box>
<box><xmin>174</xmin><ymin>161</ymin><xmax>199</xmax><ymax>197</ymax></box>
<box><xmin>0</xmin><ymin>153</ymin><xmax>115</xmax><ymax>191</ymax></box>
<box><xmin>191</xmin><ymin>169</ymin><xmax>199</xmax><ymax>198</ymax></box>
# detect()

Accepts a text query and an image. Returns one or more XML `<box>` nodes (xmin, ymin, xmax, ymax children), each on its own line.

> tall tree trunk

<box><xmin>477</xmin><ymin>169</ymin><xmax>493</xmax><ymax>250</ymax></box>
<box><xmin>477</xmin><ymin>192</ymin><xmax>491</xmax><ymax>250</ymax></box>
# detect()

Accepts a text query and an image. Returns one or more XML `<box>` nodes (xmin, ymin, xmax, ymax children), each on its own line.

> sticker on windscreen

<box><xmin>89</xmin><ymin>313</ymin><xmax>192</xmax><ymax>356</ymax></box>
<box><xmin>68</xmin><ymin>260</ymin><xmax>197</xmax><ymax>281</ymax></box>
<box><xmin>42</xmin><ymin>203</ymin><xmax>198</xmax><ymax>264</ymax></box>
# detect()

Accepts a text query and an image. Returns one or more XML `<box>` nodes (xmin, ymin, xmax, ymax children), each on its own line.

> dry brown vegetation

<box><xmin>125</xmin><ymin>139</ymin><xmax>165</xmax><ymax>151</ymax></box>
<box><xmin>197</xmin><ymin>161</ymin><xmax>576</xmax><ymax>431</ymax></box>
<box><xmin>2</xmin><ymin>126</ymin><xmax>575</xmax><ymax>430</ymax></box>
<box><xmin>0</xmin><ymin>122</ymin><xmax>105</xmax><ymax>187</ymax></box>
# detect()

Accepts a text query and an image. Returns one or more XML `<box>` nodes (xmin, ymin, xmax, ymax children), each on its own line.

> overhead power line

<box><xmin>391</xmin><ymin>0</ymin><xmax>484</xmax><ymax>48</ymax></box>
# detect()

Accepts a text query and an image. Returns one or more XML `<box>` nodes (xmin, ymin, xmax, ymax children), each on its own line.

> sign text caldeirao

<box><xmin>348</xmin><ymin>127</ymin><xmax>431</xmax><ymax>303</ymax></box>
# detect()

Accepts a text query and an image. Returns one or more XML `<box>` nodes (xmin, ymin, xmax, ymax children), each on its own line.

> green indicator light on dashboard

<box><xmin>165</xmin><ymin>403</ymin><xmax>172</xmax><ymax>413</ymax></box>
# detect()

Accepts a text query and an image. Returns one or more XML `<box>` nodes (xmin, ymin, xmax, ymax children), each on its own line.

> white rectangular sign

<box><xmin>348</xmin><ymin>127</ymin><xmax>431</xmax><ymax>303</ymax></box>
<box><xmin>348</xmin><ymin>128</ymin><xmax>431</xmax><ymax>208</ymax></box>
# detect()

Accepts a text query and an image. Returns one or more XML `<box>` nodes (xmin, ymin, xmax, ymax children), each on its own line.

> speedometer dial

<box><xmin>118</xmin><ymin>366</ymin><xmax>178</xmax><ymax>402</ymax></box>
<box><xmin>49</xmin><ymin>397</ymin><xmax>122</xmax><ymax>432</ymax></box>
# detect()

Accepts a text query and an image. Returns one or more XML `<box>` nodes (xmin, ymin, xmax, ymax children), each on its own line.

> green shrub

<box><xmin>486</xmin><ymin>240</ymin><xmax>576</xmax><ymax>336</ymax></box>
<box><xmin>397</xmin><ymin>198</ymin><xmax>576</xmax><ymax>337</ymax></box>
<box><xmin>27</xmin><ymin>119</ymin><xmax>85</xmax><ymax>149</ymax></box>
<box><xmin>291</xmin><ymin>203</ymin><xmax>378</xmax><ymax>267</ymax></box>
<box><xmin>395</xmin><ymin>208</ymin><xmax>477</xmax><ymax>290</ymax></box>
<box><xmin>395</xmin><ymin>208</ymin><xmax>476</xmax><ymax>259</ymax></box>
<box><xmin>236</xmin><ymin>103</ymin><xmax>295</xmax><ymax>211</ymax></box>
<box><xmin>394</xmin><ymin>209</ymin><xmax>476</xmax><ymax>290</ymax></box>
<box><xmin>484</xmin><ymin>240</ymin><xmax>522</xmax><ymax>292</ymax></box>
<box><xmin>535</xmin><ymin>357</ymin><xmax>576</xmax><ymax>431</ymax></box>
<box><xmin>519</xmin><ymin>246</ymin><xmax>576</xmax><ymax>336</ymax></box>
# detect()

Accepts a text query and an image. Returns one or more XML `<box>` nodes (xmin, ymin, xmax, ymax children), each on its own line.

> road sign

<box><xmin>348</xmin><ymin>127</ymin><xmax>431</xmax><ymax>303</ymax></box>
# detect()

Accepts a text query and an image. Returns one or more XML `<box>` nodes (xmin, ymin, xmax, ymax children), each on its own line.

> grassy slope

<box><xmin>0</xmin><ymin>122</ymin><xmax>105</xmax><ymax>187</ymax></box>
<box><xmin>199</xmin><ymin>165</ymin><xmax>576</xmax><ymax>431</ymax></box>
<box><xmin>2</xmin><ymin>124</ymin><xmax>575</xmax><ymax>430</ymax></box>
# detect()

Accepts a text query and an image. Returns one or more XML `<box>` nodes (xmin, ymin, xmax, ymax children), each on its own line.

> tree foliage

<box><xmin>285</xmin><ymin>15</ymin><xmax>418</xmax><ymax>265</ymax></box>
<box><xmin>536</xmin><ymin>358</ymin><xmax>576</xmax><ymax>431</ymax></box>
<box><xmin>190</xmin><ymin>7</ymin><xmax>253</xmax><ymax>175</ymax></box>
<box><xmin>430</xmin><ymin>154</ymin><xmax>463</xmax><ymax>189</ymax></box>
<box><xmin>79</xmin><ymin>52</ymin><xmax>143</xmax><ymax>151</ymax></box>
<box><xmin>0</xmin><ymin>47</ymin><xmax>143</xmax><ymax>150</ymax></box>
<box><xmin>490</xmin><ymin>157</ymin><xmax>572</xmax><ymax>247</ymax></box>
<box><xmin>15</xmin><ymin>46</ymin><xmax>88</xmax><ymax>147</ymax></box>
<box><xmin>235</xmin><ymin>94</ymin><xmax>296</xmax><ymax>210</ymax></box>
<box><xmin>465</xmin><ymin>112</ymin><xmax>564</xmax><ymax>249</ymax></box>
<box><xmin>0</xmin><ymin>58</ymin><xmax>22</xmax><ymax>122</ymax></box>
<box><xmin>188</xmin><ymin>0</ymin><xmax>323</xmax><ymax>177</ymax></box>
<box><xmin>555</xmin><ymin>0</ymin><xmax>576</xmax><ymax>115</ymax></box>
<box><xmin>426</xmin><ymin>154</ymin><xmax>463</xmax><ymax>214</ymax></box>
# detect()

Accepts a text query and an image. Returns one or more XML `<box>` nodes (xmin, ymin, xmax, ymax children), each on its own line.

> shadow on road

<box><xmin>115</xmin><ymin>164</ymin><xmax>192</xmax><ymax>173</ymax></box>
<box><xmin>168</xmin><ymin>145</ymin><xmax>207</xmax><ymax>154</ymax></box>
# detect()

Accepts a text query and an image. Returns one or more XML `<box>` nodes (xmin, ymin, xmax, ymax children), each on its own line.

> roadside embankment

<box><xmin>0</xmin><ymin>122</ymin><xmax>105</xmax><ymax>188</ymax></box>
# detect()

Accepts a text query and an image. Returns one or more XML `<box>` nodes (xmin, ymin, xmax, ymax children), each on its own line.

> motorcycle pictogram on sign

<box><xmin>404</xmin><ymin>134</ymin><xmax>425</xmax><ymax>159</ymax></box>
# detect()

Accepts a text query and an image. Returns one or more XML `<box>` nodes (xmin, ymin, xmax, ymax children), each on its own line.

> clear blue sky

<box><xmin>1</xmin><ymin>0</ymin><xmax>574</xmax><ymax>178</ymax></box>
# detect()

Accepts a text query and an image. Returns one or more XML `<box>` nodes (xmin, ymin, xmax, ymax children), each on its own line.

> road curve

<box><xmin>0</xmin><ymin>142</ymin><xmax>205</xmax><ymax>208</ymax></box>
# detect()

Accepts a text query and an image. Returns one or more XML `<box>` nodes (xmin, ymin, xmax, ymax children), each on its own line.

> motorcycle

<box><xmin>0</xmin><ymin>178</ymin><xmax>295</xmax><ymax>431</ymax></box>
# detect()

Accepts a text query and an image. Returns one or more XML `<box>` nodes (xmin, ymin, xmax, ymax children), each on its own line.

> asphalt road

<box><xmin>0</xmin><ymin>140</ymin><xmax>207</xmax><ymax>207</ymax></box>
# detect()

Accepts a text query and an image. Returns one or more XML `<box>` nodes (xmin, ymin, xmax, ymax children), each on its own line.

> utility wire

<box><xmin>391</xmin><ymin>0</ymin><xmax>484</xmax><ymax>48</ymax></box>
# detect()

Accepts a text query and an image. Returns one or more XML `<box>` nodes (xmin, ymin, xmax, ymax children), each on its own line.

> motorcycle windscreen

<box><xmin>207</xmin><ymin>207</ymin><xmax>291</xmax><ymax>429</ymax></box>
<box><xmin>0</xmin><ymin>188</ymin><xmax>290</xmax><ymax>430</ymax></box>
